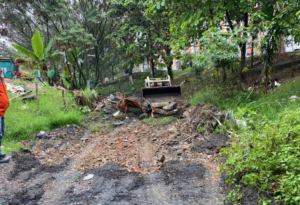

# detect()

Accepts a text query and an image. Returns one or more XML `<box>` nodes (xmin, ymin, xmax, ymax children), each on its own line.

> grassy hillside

<box><xmin>2</xmin><ymin>83</ymin><xmax>83</xmax><ymax>154</ymax></box>
<box><xmin>191</xmin><ymin>77</ymin><xmax>300</xmax><ymax>204</ymax></box>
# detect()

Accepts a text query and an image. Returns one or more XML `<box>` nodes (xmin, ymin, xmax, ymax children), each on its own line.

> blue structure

<box><xmin>0</xmin><ymin>59</ymin><xmax>15</xmax><ymax>78</ymax></box>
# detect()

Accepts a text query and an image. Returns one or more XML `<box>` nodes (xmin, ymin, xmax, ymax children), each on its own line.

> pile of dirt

<box><xmin>75</xmin><ymin>124</ymin><xmax>179</xmax><ymax>173</ymax></box>
<box><xmin>1</xmin><ymin>103</ymin><xmax>234</xmax><ymax>205</ymax></box>
<box><xmin>8</xmin><ymin>184</ymin><xmax>44</xmax><ymax>205</ymax></box>
<box><xmin>9</xmin><ymin>154</ymin><xmax>40</xmax><ymax>179</ymax></box>
<box><xmin>18</xmin><ymin>125</ymin><xmax>87</xmax><ymax>167</ymax></box>
<box><xmin>59</xmin><ymin>160</ymin><xmax>224</xmax><ymax>205</ymax></box>
<box><xmin>160</xmin><ymin>160</ymin><xmax>206</xmax><ymax>182</ymax></box>
<box><xmin>180</xmin><ymin>103</ymin><xmax>226</xmax><ymax>135</ymax></box>
<box><xmin>191</xmin><ymin>132</ymin><xmax>230</xmax><ymax>155</ymax></box>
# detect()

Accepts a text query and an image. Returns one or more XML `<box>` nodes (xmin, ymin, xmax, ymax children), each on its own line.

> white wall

<box><xmin>285</xmin><ymin>36</ymin><xmax>300</xmax><ymax>52</ymax></box>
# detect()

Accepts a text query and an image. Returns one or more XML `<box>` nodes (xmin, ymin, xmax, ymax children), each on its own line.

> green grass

<box><xmin>2</xmin><ymin>83</ymin><xmax>83</xmax><ymax>154</ymax></box>
<box><xmin>143</xmin><ymin>116</ymin><xmax>177</xmax><ymax>125</ymax></box>
<box><xmin>190</xmin><ymin>77</ymin><xmax>300</xmax><ymax>204</ymax></box>
<box><xmin>173</xmin><ymin>67</ymin><xmax>192</xmax><ymax>76</ymax></box>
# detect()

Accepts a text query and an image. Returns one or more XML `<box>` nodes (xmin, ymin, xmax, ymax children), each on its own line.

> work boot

<box><xmin>0</xmin><ymin>153</ymin><xmax>6</xmax><ymax>158</ymax></box>
<box><xmin>0</xmin><ymin>157</ymin><xmax>9</xmax><ymax>163</ymax></box>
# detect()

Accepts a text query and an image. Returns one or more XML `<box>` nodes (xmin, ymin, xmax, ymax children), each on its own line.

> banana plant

<box><xmin>12</xmin><ymin>29</ymin><xmax>60</xmax><ymax>70</ymax></box>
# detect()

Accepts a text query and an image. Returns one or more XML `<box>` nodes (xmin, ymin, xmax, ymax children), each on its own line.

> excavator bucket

<box><xmin>142</xmin><ymin>86</ymin><xmax>182</xmax><ymax>103</ymax></box>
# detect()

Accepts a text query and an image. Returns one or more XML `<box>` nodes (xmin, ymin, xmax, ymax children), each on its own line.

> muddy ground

<box><xmin>0</xmin><ymin>104</ymin><xmax>262</xmax><ymax>205</ymax></box>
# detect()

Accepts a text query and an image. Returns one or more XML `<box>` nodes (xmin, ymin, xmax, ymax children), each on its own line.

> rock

<box><xmin>213</xmin><ymin>111</ymin><xmax>222</xmax><ymax>116</ymax></box>
<box><xmin>113</xmin><ymin>111</ymin><xmax>121</xmax><ymax>117</ymax></box>
<box><xmin>81</xmin><ymin>138</ymin><xmax>89</xmax><ymax>142</ymax></box>
<box><xmin>36</xmin><ymin>131</ymin><xmax>50</xmax><ymax>140</ymax></box>
<box><xmin>139</xmin><ymin>113</ymin><xmax>148</xmax><ymax>120</ymax></box>
<box><xmin>103</xmin><ymin>105</ymin><xmax>115</xmax><ymax>114</ymax></box>
<box><xmin>163</xmin><ymin>102</ymin><xmax>177</xmax><ymax>111</ymax></box>
<box><xmin>183</xmin><ymin>111</ymin><xmax>190</xmax><ymax>118</ymax></box>
<box><xmin>21</xmin><ymin>105</ymin><xmax>29</xmax><ymax>110</ymax></box>
<box><xmin>113</xmin><ymin>121</ymin><xmax>125</xmax><ymax>126</ymax></box>
<box><xmin>203</xmin><ymin>148</ymin><xmax>214</xmax><ymax>155</ymax></box>
<box><xmin>22</xmin><ymin>95</ymin><xmax>36</xmax><ymax>102</ymax></box>
<box><xmin>155</xmin><ymin>109</ymin><xmax>177</xmax><ymax>116</ymax></box>
<box><xmin>108</xmin><ymin>94</ymin><xmax>115</xmax><ymax>100</ymax></box>
<box><xmin>290</xmin><ymin>95</ymin><xmax>299</xmax><ymax>102</ymax></box>
<box><xmin>158</xmin><ymin>155</ymin><xmax>165</xmax><ymax>163</ymax></box>
<box><xmin>175</xmin><ymin>150</ymin><xmax>183</xmax><ymax>156</ymax></box>
<box><xmin>83</xmin><ymin>174</ymin><xmax>94</xmax><ymax>181</ymax></box>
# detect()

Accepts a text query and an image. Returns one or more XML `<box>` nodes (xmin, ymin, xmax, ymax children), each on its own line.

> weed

<box><xmin>79</xmin><ymin>106</ymin><xmax>91</xmax><ymax>114</ymax></box>
<box><xmin>73</xmin><ymin>173</ymin><xmax>82</xmax><ymax>182</ymax></box>
<box><xmin>191</xmin><ymin>76</ymin><xmax>300</xmax><ymax>203</ymax></box>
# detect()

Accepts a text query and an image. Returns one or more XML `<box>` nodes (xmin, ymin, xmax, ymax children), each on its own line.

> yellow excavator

<box><xmin>142</xmin><ymin>75</ymin><xmax>182</xmax><ymax>103</ymax></box>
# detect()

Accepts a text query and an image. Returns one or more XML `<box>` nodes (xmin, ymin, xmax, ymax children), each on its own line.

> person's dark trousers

<box><xmin>0</xmin><ymin>117</ymin><xmax>4</xmax><ymax>155</ymax></box>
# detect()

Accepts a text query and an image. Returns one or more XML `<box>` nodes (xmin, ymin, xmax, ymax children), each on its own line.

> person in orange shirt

<box><xmin>0</xmin><ymin>67</ymin><xmax>9</xmax><ymax>163</ymax></box>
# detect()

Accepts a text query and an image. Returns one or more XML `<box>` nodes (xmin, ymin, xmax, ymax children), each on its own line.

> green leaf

<box><xmin>44</xmin><ymin>38</ymin><xmax>54</xmax><ymax>57</ymax></box>
<box><xmin>12</xmin><ymin>44</ymin><xmax>38</xmax><ymax>61</ymax></box>
<box><xmin>156</xmin><ymin>2</ymin><xmax>160</xmax><ymax>10</ymax></box>
<box><xmin>32</xmin><ymin>29</ymin><xmax>44</xmax><ymax>60</ymax></box>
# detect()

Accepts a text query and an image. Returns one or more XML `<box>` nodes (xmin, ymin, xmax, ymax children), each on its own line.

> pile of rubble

<box><xmin>18</xmin><ymin>125</ymin><xmax>87</xmax><ymax>166</ymax></box>
<box><xmin>92</xmin><ymin>92</ymin><xmax>187</xmax><ymax>120</ymax></box>
<box><xmin>181</xmin><ymin>103</ymin><xmax>227</xmax><ymax>135</ymax></box>
<box><xmin>19</xmin><ymin>98</ymin><xmax>230</xmax><ymax>176</ymax></box>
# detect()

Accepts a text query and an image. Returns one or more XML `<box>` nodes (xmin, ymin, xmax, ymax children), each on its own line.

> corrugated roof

<box><xmin>0</xmin><ymin>59</ymin><xmax>13</xmax><ymax>62</ymax></box>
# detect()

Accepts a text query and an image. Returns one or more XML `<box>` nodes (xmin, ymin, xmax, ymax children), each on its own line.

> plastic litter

<box><xmin>83</xmin><ymin>174</ymin><xmax>94</xmax><ymax>181</ymax></box>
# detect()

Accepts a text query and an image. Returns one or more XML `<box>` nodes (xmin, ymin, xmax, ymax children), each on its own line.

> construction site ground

<box><xmin>0</xmin><ymin>103</ymin><xmax>234</xmax><ymax>205</ymax></box>
<box><xmin>3</xmin><ymin>59</ymin><xmax>298</xmax><ymax>204</ymax></box>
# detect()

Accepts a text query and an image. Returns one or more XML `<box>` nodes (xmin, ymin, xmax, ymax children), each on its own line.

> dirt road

<box><xmin>0</xmin><ymin>116</ymin><xmax>228</xmax><ymax>205</ymax></box>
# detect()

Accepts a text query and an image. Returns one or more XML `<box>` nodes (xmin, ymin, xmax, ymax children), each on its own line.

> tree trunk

<box><xmin>165</xmin><ymin>46</ymin><xmax>174</xmax><ymax>80</ymax></box>
<box><xmin>72</xmin><ymin>65</ymin><xmax>76</xmax><ymax>90</ymax></box>
<box><xmin>277</xmin><ymin>36</ymin><xmax>286</xmax><ymax>54</ymax></box>
<box><xmin>265</xmin><ymin>67</ymin><xmax>269</xmax><ymax>94</ymax></box>
<box><xmin>79</xmin><ymin>72</ymin><xmax>82</xmax><ymax>88</ymax></box>
<box><xmin>84</xmin><ymin>42</ymin><xmax>89</xmax><ymax>89</ymax></box>
<box><xmin>240</xmin><ymin>13</ymin><xmax>249</xmax><ymax>79</ymax></box>
<box><xmin>272</xmin><ymin>63</ymin><xmax>275</xmax><ymax>89</ymax></box>
<box><xmin>129</xmin><ymin>62</ymin><xmax>134</xmax><ymax>86</ymax></box>
<box><xmin>9</xmin><ymin>57</ymin><xmax>13</xmax><ymax>78</ymax></box>
<box><xmin>148</xmin><ymin>29</ymin><xmax>155</xmax><ymax>78</ymax></box>
<box><xmin>251</xmin><ymin>36</ymin><xmax>256</xmax><ymax>70</ymax></box>
<box><xmin>222</xmin><ymin>67</ymin><xmax>226</xmax><ymax>83</ymax></box>
<box><xmin>291</xmin><ymin>56</ymin><xmax>295</xmax><ymax>77</ymax></box>
<box><xmin>240</xmin><ymin>46</ymin><xmax>246</xmax><ymax>79</ymax></box>
<box><xmin>167</xmin><ymin>63</ymin><xmax>173</xmax><ymax>80</ymax></box>
<box><xmin>150</xmin><ymin>57</ymin><xmax>155</xmax><ymax>78</ymax></box>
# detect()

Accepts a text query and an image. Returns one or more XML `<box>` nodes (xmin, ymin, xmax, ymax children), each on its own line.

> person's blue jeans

<box><xmin>0</xmin><ymin>117</ymin><xmax>5</xmax><ymax>155</ymax></box>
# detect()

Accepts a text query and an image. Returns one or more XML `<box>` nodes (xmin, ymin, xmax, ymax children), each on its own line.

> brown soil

<box><xmin>0</xmin><ymin>102</ymin><xmax>270</xmax><ymax>205</ymax></box>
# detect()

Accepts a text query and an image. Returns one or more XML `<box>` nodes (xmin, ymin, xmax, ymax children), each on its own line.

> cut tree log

<box><xmin>10</xmin><ymin>91</ymin><xmax>32</xmax><ymax>101</ymax></box>
<box><xmin>163</xmin><ymin>102</ymin><xmax>177</xmax><ymax>111</ymax></box>
<box><xmin>22</xmin><ymin>95</ymin><xmax>36</xmax><ymax>102</ymax></box>
<box><xmin>151</xmin><ymin>102</ymin><xmax>169</xmax><ymax>108</ymax></box>
<box><xmin>155</xmin><ymin>109</ymin><xmax>177</xmax><ymax>116</ymax></box>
